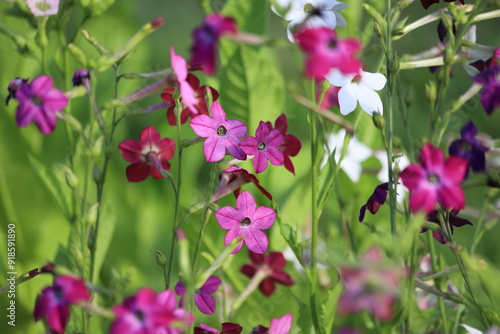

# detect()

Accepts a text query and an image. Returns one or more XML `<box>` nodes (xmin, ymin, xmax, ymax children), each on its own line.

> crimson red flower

<box><xmin>118</xmin><ymin>126</ymin><xmax>176</xmax><ymax>182</ymax></box>
<box><xmin>161</xmin><ymin>73</ymin><xmax>219</xmax><ymax>125</ymax></box>
<box><xmin>241</xmin><ymin>251</ymin><xmax>294</xmax><ymax>297</ymax></box>
<box><xmin>266</xmin><ymin>114</ymin><xmax>302</xmax><ymax>175</ymax></box>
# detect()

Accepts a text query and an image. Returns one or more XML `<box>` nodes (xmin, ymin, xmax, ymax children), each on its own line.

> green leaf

<box><xmin>222</xmin><ymin>0</ymin><xmax>268</xmax><ymax>35</ymax></box>
<box><xmin>317</xmin><ymin>148</ymin><xmax>338</xmax><ymax>213</ymax></box>
<box><xmin>91</xmin><ymin>210</ymin><xmax>116</xmax><ymax>283</ymax></box>
<box><xmin>295</xmin><ymin>296</ymin><xmax>313</xmax><ymax>334</ymax></box>
<box><xmin>320</xmin><ymin>283</ymin><xmax>342</xmax><ymax>334</ymax></box>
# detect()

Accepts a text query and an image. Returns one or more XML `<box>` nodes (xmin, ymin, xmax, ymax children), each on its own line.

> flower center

<box><xmin>352</xmin><ymin>75</ymin><xmax>362</xmax><ymax>83</ymax></box>
<box><xmin>328</xmin><ymin>38</ymin><xmax>337</xmax><ymax>49</ymax></box>
<box><xmin>258</xmin><ymin>142</ymin><xmax>266</xmax><ymax>151</ymax></box>
<box><xmin>217</xmin><ymin>125</ymin><xmax>228</xmax><ymax>136</ymax></box>
<box><xmin>303</xmin><ymin>3</ymin><xmax>314</xmax><ymax>14</ymax></box>
<box><xmin>134</xmin><ymin>310</ymin><xmax>145</xmax><ymax>322</ymax></box>
<box><xmin>428</xmin><ymin>173</ymin><xmax>440</xmax><ymax>184</ymax></box>
<box><xmin>459</xmin><ymin>141</ymin><xmax>472</xmax><ymax>152</ymax></box>
<box><xmin>36</xmin><ymin>1</ymin><xmax>51</xmax><ymax>12</ymax></box>
<box><xmin>32</xmin><ymin>96</ymin><xmax>42</xmax><ymax>106</ymax></box>
<box><xmin>240</xmin><ymin>217</ymin><xmax>251</xmax><ymax>226</ymax></box>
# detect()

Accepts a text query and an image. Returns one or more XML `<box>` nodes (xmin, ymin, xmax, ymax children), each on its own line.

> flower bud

<box><xmin>425</xmin><ymin>81</ymin><xmax>437</xmax><ymax>106</ymax></box>
<box><xmin>404</xmin><ymin>86</ymin><xmax>414</xmax><ymax>107</ymax></box>
<box><xmin>151</xmin><ymin>250</ymin><xmax>167</xmax><ymax>267</ymax></box>
<box><xmin>90</xmin><ymin>136</ymin><xmax>104</xmax><ymax>158</ymax></box>
<box><xmin>84</xmin><ymin>203</ymin><xmax>99</xmax><ymax>227</ymax></box>
<box><xmin>372</xmin><ymin>112</ymin><xmax>385</xmax><ymax>130</ymax></box>
<box><xmin>92</xmin><ymin>165</ymin><xmax>103</xmax><ymax>184</ymax></box>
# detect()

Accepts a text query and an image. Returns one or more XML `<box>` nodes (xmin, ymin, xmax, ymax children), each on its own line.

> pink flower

<box><xmin>240</xmin><ymin>121</ymin><xmax>284</xmax><ymax>173</ymax></box>
<box><xmin>161</xmin><ymin>73</ymin><xmax>219</xmax><ymax>125</ymax></box>
<box><xmin>170</xmin><ymin>46</ymin><xmax>198</xmax><ymax>115</ymax></box>
<box><xmin>400</xmin><ymin>143</ymin><xmax>468</xmax><ymax>214</ymax></box>
<box><xmin>215</xmin><ymin>191</ymin><xmax>276</xmax><ymax>254</ymax></box>
<box><xmin>118</xmin><ymin>126</ymin><xmax>176</xmax><ymax>182</ymax></box>
<box><xmin>175</xmin><ymin>275</ymin><xmax>221</xmax><ymax>314</ymax></box>
<box><xmin>251</xmin><ymin>314</ymin><xmax>293</xmax><ymax>334</ymax></box>
<box><xmin>110</xmin><ymin>288</ymin><xmax>193</xmax><ymax>334</ymax></box>
<box><xmin>195</xmin><ymin>323</ymin><xmax>242</xmax><ymax>334</ymax></box>
<box><xmin>26</xmin><ymin>0</ymin><xmax>60</xmax><ymax>16</ymax></box>
<box><xmin>190</xmin><ymin>101</ymin><xmax>247</xmax><ymax>162</ymax></box>
<box><xmin>34</xmin><ymin>275</ymin><xmax>91</xmax><ymax>334</ymax></box>
<box><xmin>212</xmin><ymin>166</ymin><xmax>273</xmax><ymax>202</ymax></box>
<box><xmin>295</xmin><ymin>27</ymin><xmax>362</xmax><ymax>80</ymax></box>
<box><xmin>265</xmin><ymin>114</ymin><xmax>302</xmax><ymax>174</ymax></box>
<box><xmin>240</xmin><ymin>251</ymin><xmax>294</xmax><ymax>297</ymax></box>
<box><xmin>14</xmin><ymin>75</ymin><xmax>68</xmax><ymax>134</ymax></box>
<box><xmin>189</xmin><ymin>14</ymin><xmax>237</xmax><ymax>75</ymax></box>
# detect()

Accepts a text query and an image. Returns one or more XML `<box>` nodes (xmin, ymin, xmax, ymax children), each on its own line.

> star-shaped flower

<box><xmin>473</xmin><ymin>66</ymin><xmax>500</xmax><ymax>115</ymax></box>
<box><xmin>215</xmin><ymin>191</ymin><xmax>276</xmax><ymax>254</ymax></box>
<box><xmin>175</xmin><ymin>275</ymin><xmax>221</xmax><ymax>314</ymax></box>
<box><xmin>449</xmin><ymin>122</ymin><xmax>489</xmax><ymax>173</ymax></box>
<box><xmin>240</xmin><ymin>121</ymin><xmax>284</xmax><ymax>173</ymax></box>
<box><xmin>265</xmin><ymin>114</ymin><xmax>302</xmax><ymax>174</ymax></box>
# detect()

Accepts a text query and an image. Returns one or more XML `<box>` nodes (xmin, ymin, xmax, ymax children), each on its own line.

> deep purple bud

<box><xmin>6</xmin><ymin>78</ymin><xmax>28</xmax><ymax>105</ymax></box>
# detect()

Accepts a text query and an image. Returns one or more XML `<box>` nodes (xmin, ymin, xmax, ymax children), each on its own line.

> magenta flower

<box><xmin>266</xmin><ymin>114</ymin><xmax>302</xmax><ymax>174</ymax></box>
<box><xmin>189</xmin><ymin>14</ymin><xmax>237</xmax><ymax>75</ymax></box>
<box><xmin>190</xmin><ymin>101</ymin><xmax>247</xmax><ymax>162</ymax></box>
<box><xmin>118</xmin><ymin>126</ymin><xmax>176</xmax><ymax>182</ymax></box>
<box><xmin>215</xmin><ymin>191</ymin><xmax>276</xmax><ymax>254</ymax></box>
<box><xmin>175</xmin><ymin>275</ymin><xmax>221</xmax><ymax>314</ymax></box>
<box><xmin>473</xmin><ymin>66</ymin><xmax>500</xmax><ymax>115</ymax></box>
<box><xmin>295</xmin><ymin>26</ymin><xmax>362</xmax><ymax>80</ymax></box>
<box><xmin>14</xmin><ymin>75</ymin><xmax>68</xmax><ymax>134</ymax></box>
<box><xmin>339</xmin><ymin>247</ymin><xmax>406</xmax><ymax>321</ymax></box>
<box><xmin>34</xmin><ymin>275</ymin><xmax>91</xmax><ymax>334</ymax></box>
<box><xmin>240</xmin><ymin>251</ymin><xmax>294</xmax><ymax>297</ymax></box>
<box><xmin>161</xmin><ymin>73</ymin><xmax>219</xmax><ymax>125</ymax></box>
<box><xmin>212</xmin><ymin>166</ymin><xmax>273</xmax><ymax>202</ymax></box>
<box><xmin>170</xmin><ymin>46</ymin><xmax>198</xmax><ymax>115</ymax></box>
<box><xmin>400</xmin><ymin>143</ymin><xmax>468</xmax><ymax>214</ymax></box>
<box><xmin>449</xmin><ymin>122</ymin><xmax>489</xmax><ymax>173</ymax></box>
<box><xmin>110</xmin><ymin>288</ymin><xmax>193</xmax><ymax>334</ymax></box>
<box><xmin>194</xmin><ymin>323</ymin><xmax>242</xmax><ymax>334</ymax></box>
<box><xmin>240</xmin><ymin>121</ymin><xmax>284</xmax><ymax>173</ymax></box>
<box><xmin>252</xmin><ymin>313</ymin><xmax>293</xmax><ymax>334</ymax></box>
<box><xmin>423</xmin><ymin>210</ymin><xmax>472</xmax><ymax>244</ymax></box>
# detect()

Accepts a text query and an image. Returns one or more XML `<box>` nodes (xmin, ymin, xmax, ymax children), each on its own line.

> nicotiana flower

<box><xmin>295</xmin><ymin>26</ymin><xmax>362</xmax><ymax>80</ymax></box>
<box><xmin>265</xmin><ymin>114</ymin><xmax>302</xmax><ymax>174</ymax></box>
<box><xmin>420</xmin><ymin>0</ymin><xmax>464</xmax><ymax>10</ymax></box>
<box><xmin>339</xmin><ymin>247</ymin><xmax>407</xmax><ymax>321</ymax></box>
<box><xmin>473</xmin><ymin>66</ymin><xmax>500</xmax><ymax>115</ymax></box>
<box><xmin>110</xmin><ymin>288</ymin><xmax>193</xmax><ymax>334</ymax></box>
<box><xmin>170</xmin><ymin>46</ymin><xmax>198</xmax><ymax>115</ymax></box>
<box><xmin>14</xmin><ymin>75</ymin><xmax>68</xmax><ymax>134</ymax></box>
<box><xmin>400</xmin><ymin>143</ymin><xmax>468</xmax><ymax>214</ymax></box>
<box><xmin>325</xmin><ymin>68</ymin><xmax>386</xmax><ymax>115</ymax></box>
<box><xmin>449</xmin><ymin>122</ymin><xmax>489</xmax><ymax>173</ymax></box>
<box><xmin>6</xmin><ymin>77</ymin><xmax>28</xmax><ymax>105</ymax></box>
<box><xmin>252</xmin><ymin>313</ymin><xmax>293</xmax><ymax>334</ymax></box>
<box><xmin>118</xmin><ymin>125</ymin><xmax>176</xmax><ymax>182</ymax></box>
<box><xmin>358</xmin><ymin>183</ymin><xmax>389</xmax><ymax>222</ymax></box>
<box><xmin>194</xmin><ymin>322</ymin><xmax>242</xmax><ymax>334</ymax></box>
<box><xmin>240</xmin><ymin>121</ymin><xmax>284</xmax><ymax>173</ymax></box>
<box><xmin>215</xmin><ymin>191</ymin><xmax>276</xmax><ymax>254</ymax></box>
<box><xmin>161</xmin><ymin>73</ymin><xmax>219</xmax><ymax>125</ymax></box>
<box><xmin>240</xmin><ymin>251</ymin><xmax>294</xmax><ymax>297</ymax></box>
<box><xmin>461</xmin><ymin>324</ymin><xmax>500</xmax><ymax>334</ymax></box>
<box><xmin>212</xmin><ymin>166</ymin><xmax>273</xmax><ymax>202</ymax></box>
<box><xmin>26</xmin><ymin>0</ymin><xmax>60</xmax><ymax>16</ymax></box>
<box><xmin>190</xmin><ymin>101</ymin><xmax>247</xmax><ymax>162</ymax></box>
<box><xmin>322</xmin><ymin>129</ymin><xmax>372</xmax><ymax>183</ymax></box>
<box><xmin>461</xmin><ymin>25</ymin><xmax>498</xmax><ymax>76</ymax></box>
<box><xmin>34</xmin><ymin>275</ymin><xmax>91</xmax><ymax>334</ymax></box>
<box><xmin>72</xmin><ymin>69</ymin><xmax>91</xmax><ymax>91</ymax></box>
<box><xmin>175</xmin><ymin>275</ymin><xmax>221</xmax><ymax>314</ymax></box>
<box><xmin>375</xmin><ymin>151</ymin><xmax>410</xmax><ymax>203</ymax></box>
<box><xmin>272</xmin><ymin>0</ymin><xmax>348</xmax><ymax>42</ymax></box>
<box><xmin>423</xmin><ymin>210</ymin><xmax>472</xmax><ymax>244</ymax></box>
<box><xmin>189</xmin><ymin>14</ymin><xmax>237</xmax><ymax>75</ymax></box>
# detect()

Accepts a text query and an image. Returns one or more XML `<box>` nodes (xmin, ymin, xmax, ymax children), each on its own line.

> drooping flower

<box><xmin>215</xmin><ymin>191</ymin><xmax>276</xmax><ymax>254</ymax></box>
<box><xmin>34</xmin><ymin>275</ymin><xmax>91</xmax><ymax>334</ymax></box>
<box><xmin>325</xmin><ymin>68</ymin><xmax>386</xmax><ymax>115</ymax></box>
<box><xmin>473</xmin><ymin>66</ymin><xmax>500</xmax><ymax>115</ymax></box>
<box><xmin>72</xmin><ymin>69</ymin><xmax>91</xmax><ymax>91</ymax></box>
<box><xmin>26</xmin><ymin>0</ymin><xmax>60</xmax><ymax>16</ymax></box>
<box><xmin>322</xmin><ymin>129</ymin><xmax>372</xmax><ymax>183</ymax></box>
<box><xmin>190</xmin><ymin>101</ymin><xmax>247</xmax><ymax>162</ymax></box>
<box><xmin>272</xmin><ymin>0</ymin><xmax>348</xmax><ymax>42</ymax></box>
<box><xmin>423</xmin><ymin>210</ymin><xmax>472</xmax><ymax>244</ymax></box>
<box><xmin>339</xmin><ymin>247</ymin><xmax>406</xmax><ymax>321</ymax></box>
<box><xmin>461</xmin><ymin>26</ymin><xmax>498</xmax><ymax>76</ymax></box>
<box><xmin>265</xmin><ymin>114</ymin><xmax>302</xmax><ymax>174</ymax></box>
<box><xmin>358</xmin><ymin>183</ymin><xmax>389</xmax><ymax>222</ymax></box>
<box><xmin>240</xmin><ymin>251</ymin><xmax>294</xmax><ymax>296</ymax></box>
<box><xmin>161</xmin><ymin>73</ymin><xmax>219</xmax><ymax>125</ymax></box>
<box><xmin>118</xmin><ymin>125</ymin><xmax>176</xmax><ymax>182</ymax></box>
<box><xmin>240</xmin><ymin>121</ymin><xmax>284</xmax><ymax>173</ymax></box>
<box><xmin>170</xmin><ymin>46</ymin><xmax>198</xmax><ymax>114</ymax></box>
<box><xmin>194</xmin><ymin>323</ymin><xmax>242</xmax><ymax>334</ymax></box>
<box><xmin>420</xmin><ymin>0</ymin><xmax>464</xmax><ymax>10</ymax></box>
<box><xmin>212</xmin><ymin>166</ymin><xmax>273</xmax><ymax>202</ymax></box>
<box><xmin>14</xmin><ymin>75</ymin><xmax>68</xmax><ymax>134</ymax></box>
<box><xmin>110</xmin><ymin>288</ymin><xmax>193</xmax><ymax>334</ymax></box>
<box><xmin>5</xmin><ymin>77</ymin><xmax>28</xmax><ymax>106</ymax></box>
<box><xmin>449</xmin><ymin>122</ymin><xmax>489</xmax><ymax>173</ymax></box>
<box><xmin>295</xmin><ymin>26</ymin><xmax>362</xmax><ymax>79</ymax></box>
<box><xmin>189</xmin><ymin>14</ymin><xmax>237</xmax><ymax>75</ymax></box>
<box><xmin>400</xmin><ymin>143</ymin><xmax>468</xmax><ymax>214</ymax></box>
<box><xmin>374</xmin><ymin>151</ymin><xmax>410</xmax><ymax>203</ymax></box>
<box><xmin>175</xmin><ymin>275</ymin><xmax>221</xmax><ymax>314</ymax></box>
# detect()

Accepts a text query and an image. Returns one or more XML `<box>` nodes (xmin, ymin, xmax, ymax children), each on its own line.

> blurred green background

<box><xmin>1</xmin><ymin>0</ymin><xmax>500</xmax><ymax>333</ymax></box>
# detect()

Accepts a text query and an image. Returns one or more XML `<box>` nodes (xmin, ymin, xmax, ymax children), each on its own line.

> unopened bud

<box><xmin>92</xmin><ymin>165</ymin><xmax>103</xmax><ymax>184</ymax></box>
<box><xmin>84</xmin><ymin>203</ymin><xmax>99</xmax><ymax>227</ymax></box>
<box><xmin>372</xmin><ymin>112</ymin><xmax>385</xmax><ymax>130</ymax></box>
<box><xmin>425</xmin><ymin>81</ymin><xmax>437</xmax><ymax>106</ymax></box>
<box><xmin>90</xmin><ymin>136</ymin><xmax>104</xmax><ymax>158</ymax></box>
<box><xmin>204</xmin><ymin>86</ymin><xmax>214</xmax><ymax>111</ymax></box>
<box><xmin>151</xmin><ymin>250</ymin><xmax>167</xmax><ymax>267</ymax></box>
<box><xmin>68</xmin><ymin>44</ymin><xmax>89</xmax><ymax>68</ymax></box>
<box><xmin>321</xmin><ymin>79</ymin><xmax>332</xmax><ymax>93</ymax></box>
<box><xmin>404</xmin><ymin>86</ymin><xmax>414</xmax><ymax>107</ymax></box>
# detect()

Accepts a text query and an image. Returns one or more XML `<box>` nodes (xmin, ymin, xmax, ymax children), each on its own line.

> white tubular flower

<box><xmin>325</xmin><ymin>68</ymin><xmax>387</xmax><ymax>116</ymax></box>
<box><xmin>272</xmin><ymin>0</ymin><xmax>348</xmax><ymax>42</ymax></box>
<box><xmin>461</xmin><ymin>25</ymin><xmax>497</xmax><ymax>76</ymax></box>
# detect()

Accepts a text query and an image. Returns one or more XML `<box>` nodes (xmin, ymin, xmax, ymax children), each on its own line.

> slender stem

<box><xmin>231</xmin><ymin>269</ymin><xmax>268</xmax><ymax>313</ymax></box>
<box><xmin>428</xmin><ymin>233</ymin><xmax>449</xmax><ymax>332</ymax></box>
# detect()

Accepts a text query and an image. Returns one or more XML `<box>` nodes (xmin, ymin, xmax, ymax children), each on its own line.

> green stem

<box><xmin>428</xmin><ymin>233</ymin><xmax>449</xmax><ymax>333</ymax></box>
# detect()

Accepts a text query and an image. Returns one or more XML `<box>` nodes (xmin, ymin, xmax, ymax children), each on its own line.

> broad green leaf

<box><xmin>320</xmin><ymin>283</ymin><xmax>342</xmax><ymax>334</ymax></box>
<box><xmin>92</xmin><ymin>210</ymin><xmax>116</xmax><ymax>283</ymax></box>
<box><xmin>295</xmin><ymin>296</ymin><xmax>312</xmax><ymax>334</ymax></box>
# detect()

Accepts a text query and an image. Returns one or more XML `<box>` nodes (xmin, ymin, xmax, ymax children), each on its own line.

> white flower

<box><xmin>272</xmin><ymin>0</ymin><xmax>348</xmax><ymax>42</ymax></box>
<box><xmin>26</xmin><ymin>0</ymin><xmax>59</xmax><ymax>16</ymax></box>
<box><xmin>461</xmin><ymin>324</ymin><xmax>500</xmax><ymax>334</ymax></box>
<box><xmin>322</xmin><ymin>129</ymin><xmax>371</xmax><ymax>183</ymax></box>
<box><xmin>374</xmin><ymin>151</ymin><xmax>410</xmax><ymax>203</ymax></box>
<box><xmin>461</xmin><ymin>25</ymin><xmax>497</xmax><ymax>76</ymax></box>
<box><xmin>325</xmin><ymin>69</ymin><xmax>387</xmax><ymax>116</ymax></box>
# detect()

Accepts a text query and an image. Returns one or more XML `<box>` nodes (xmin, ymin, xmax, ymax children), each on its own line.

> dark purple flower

<box><xmin>449</xmin><ymin>122</ymin><xmax>489</xmax><ymax>173</ymax></box>
<box><xmin>423</xmin><ymin>210</ymin><xmax>473</xmax><ymax>244</ymax></box>
<box><xmin>359</xmin><ymin>183</ymin><xmax>389</xmax><ymax>222</ymax></box>
<box><xmin>195</xmin><ymin>323</ymin><xmax>242</xmax><ymax>334</ymax></box>
<box><xmin>240</xmin><ymin>121</ymin><xmax>284</xmax><ymax>174</ymax></box>
<box><xmin>34</xmin><ymin>275</ymin><xmax>91</xmax><ymax>334</ymax></box>
<box><xmin>212</xmin><ymin>166</ymin><xmax>273</xmax><ymax>202</ymax></box>
<box><xmin>175</xmin><ymin>275</ymin><xmax>221</xmax><ymax>314</ymax></box>
<box><xmin>6</xmin><ymin>77</ymin><xmax>28</xmax><ymax>105</ymax></box>
<box><xmin>14</xmin><ymin>75</ymin><xmax>68</xmax><ymax>134</ymax></box>
<box><xmin>473</xmin><ymin>66</ymin><xmax>500</xmax><ymax>115</ymax></box>
<box><xmin>72</xmin><ymin>69</ymin><xmax>91</xmax><ymax>91</ymax></box>
<box><xmin>420</xmin><ymin>0</ymin><xmax>464</xmax><ymax>10</ymax></box>
<box><xmin>189</xmin><ymin>14</ymin><xmax>237</xmax><ymax>75</ymax></box>
<box><xmin>241</xmin><ymin>251</ymin><xmax>294</xmax><ymax>297</ymax></box>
